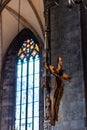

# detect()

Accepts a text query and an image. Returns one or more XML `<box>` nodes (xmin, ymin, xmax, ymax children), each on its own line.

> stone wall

<box><xmin>1</xmin><ymin>50</ymin><xmax>16</xmax><ymax>130</ymax></box>
<box><xmin>50</xmin><ymin>2</ymin><xmax>86</xmax><ymax>130</ymax></box>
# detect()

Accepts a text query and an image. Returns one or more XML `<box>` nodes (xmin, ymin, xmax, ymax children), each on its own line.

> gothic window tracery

<box><xmin>15</xmin><ymin>38</ymin><xmax>40</xmax><ymax>130</ymax></box>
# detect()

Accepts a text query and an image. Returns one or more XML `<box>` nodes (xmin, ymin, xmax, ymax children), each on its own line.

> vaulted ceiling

<box><xmin>0</xmin><ymin>0</ymin><xmax>45</xmax><ymax>57</ymax></box>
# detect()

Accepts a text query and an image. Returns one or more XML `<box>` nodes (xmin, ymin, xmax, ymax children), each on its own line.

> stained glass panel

<box><xmin>34</xmin><ymin>44</ymin><xmax>39</xmax><ymax>52</ymax></box>
<box><xmin>16</xmin><ymin>78</ymin><xmax>21</xmax><ymax>91</ymax></box>
<box><xmin>35</xmin><ymin>59</ymin><xmax>39</xmax><ymax>73</ymax></box>
<box><xmin>20</xmin><ymin>53</ymin><xmax>25</xmax><ymax>60</ymax></box>
<box><xmin>29</xmin><ymin>62</ymin><xmax>33</xmax><ymax>75</ymax></box>
<box><xmin>22</xmin><ymin>77</ymin><xmax>27</xmax><ymax>90</ymax></box>
<box><xmin>34</xmin><ymin>102</ymin><xmax>39</xmax><ymax>117</ymax></box>
<box><xmin>31</xmin><ymin>50</ymin><xmax>37</xmax><ymax>57</ymax></box>
<box><xmin>21</xmin><ymin>119</ymin><xmax>26</xmax><ymax>130</ymax></box>
<box><xmin>15</xmin><ymin>120</ymin><xmax>20</xmax><ymax>130</ymax></box>
<box><xmin>22</xmin><ymin>90</ymin><xmax>26</xmax><ymax>104</ymax></box>
<box><xmin>23</xmin><ymin>63</ymin><xmax>27</xmax><ymax>76</ymax></box>
<box><xmin>28</xmin><ymin>88</ymin><xmax>33</xmax><ymax>103</ymax></box>
<box><xmin>28</xmin><ymin>75</ymin><xmax>33</xmax><ymax>88</ymax></box>
<box><xmin>18</xmin><ymin>59</ymin><xmax>21</xmax><ymax>65</ymax></box>
<box><xmin>17</xmin><ymin>64</ymin><xmax>21</xmax><ymax>77</ymax></box>
<box><xmin>21</xmin><ymin>104</ymin><xmax>26</xmax><ymax>119</ymax></box>
<box><xmin>15</xmin><ymin>38</ymin><xmax>40</xmax><ymax>130</ymax></box>
<box><xmin>34</xmin><ymin>88</ymin><xmax>39</xmax><ymax>102</ymax></box>
<box><xmin>34</xmin><ymin>118</ymin><xmax>39</xmax><ymax>130</ymax></box>
<box><xmin>16</xmin><ymin>105</ymin><xmax>20</xmax><ymax>119</ymax></box>
<box><xmin>34</xmin><ymin>74</ymin><xmax>39</xmax><ymax>87</ymax></box>
<box><xmin>27</xmin><ymin>118</ymin><xmax>32</xmax><ymax>130</ymax></box>
<box><xmin>35</xmin><ymin>54</ymin><xmax>39</xmax><ymax>60</ymax></box>
<box><xmin>29</xmin><ymin>56</ymin><xmax>33</xmax><ymax>62</ymax></box>
<box><xmin>18</xmin><ymin>39</ymin><xmax>39</xmax><ymax>60</ymax></box>
<box><xmin>16</xmin><ymin>91</ymin><xmax>20</xmax><ymax>105</ymax></box>
<box><xmin>28</xmin><ymin>103</ymin><xmax>33</xmax><ymax>118</ymax></box>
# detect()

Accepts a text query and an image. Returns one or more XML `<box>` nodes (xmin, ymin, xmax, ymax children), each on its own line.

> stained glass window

<box><xmin>15</xmin><ymin>38</ymin><xmax>40</xmax><ymax>130</ymax></box>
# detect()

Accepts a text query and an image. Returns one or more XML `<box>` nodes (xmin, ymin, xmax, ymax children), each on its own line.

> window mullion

<box><xmin>19</xmin><ymin>60</ymin><xmax>23</xmax><ymax>130</ymax></box>
<box><xmin>32</xmin><ymin>57</ymin><xmax>35</xmax><ymax>130</ymax></box>
<box><xmin>37</xmin><ymin>57</ymin><xmax>40</xmax><ymax>130</ymax></box>
<box><xmin>25</xmin><ymin>58</ymin><xmax>29</xmax><ymax>130</ymax></box>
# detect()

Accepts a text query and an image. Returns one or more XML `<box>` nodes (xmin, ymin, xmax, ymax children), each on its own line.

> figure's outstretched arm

<box><xmin>44</xmin><ymin>62</ymin><xmax>49</xmax><ymax>70</ymax></box>
<box><xmin>63</xmin><ymin>73</ymin><xmax>71</xmax><ymax>81</ymax></box>
<box><xmin>44</xmin><ymin>62</ymin><xmax>54</xmax><ymax>72</ymax></box>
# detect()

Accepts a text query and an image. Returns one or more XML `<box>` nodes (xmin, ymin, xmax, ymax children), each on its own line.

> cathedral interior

<box><xmin>0</xmin><ymin>0</ymin><xmax>87</xmax><ymax>130</ymax></box>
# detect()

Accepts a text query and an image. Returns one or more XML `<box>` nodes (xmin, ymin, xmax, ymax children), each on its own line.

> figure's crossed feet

<box><xmin>51</xmin><ymin>120</ymin><xmax>55</xmax><ymax>126</ymax></box>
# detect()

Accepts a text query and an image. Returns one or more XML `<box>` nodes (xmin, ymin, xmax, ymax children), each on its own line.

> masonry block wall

<box><xmin>1</xmin><ymin>50</ymin><xmax>17</xmax><ymax>130</ymax></box>
<box><xmin>50</xmin><ymin>2</ymin><xmax>86</xmax><ymax>130</ymax></box>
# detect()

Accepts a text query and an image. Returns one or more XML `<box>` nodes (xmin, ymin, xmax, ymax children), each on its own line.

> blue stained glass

<box><xmin>34</xmin><ymin>102</ymin><xmax>39</xmax><ymax>117</ymax></box>
<box><xmin>16</xmin><ymin>39</ymin><xmax>40</xmax><ymax>130</ymax></box>
<box><xmin>23</xmin><ymin>58</ymin><xmax>27</xmax><ymax>63</ymax></box>
<box><xmin>30</xmin><ymin>39</ymin><xmax>34</xmax><ymax>45</ymax></box>
<box><xmin>16</xmin><ymin>105</ymin><xmax>20</xmax><ymax>119</ymax></box>
<box><xmin>16</xmin><ymin>78</ymin><xmax>21</xmax><ymax>91</ymax></box>
<box><xmin>28</xmin><ymin>88</ymin><xmax>33</xmax><ymax>103</ymax></box>
<box><xmin>23</xmin><ymin>63</ymin><xmax>27</xmax><ymax>76</ymax></box>
<box><xmin>35</xmin><ymin>60</ymin><xmax>39</xmax><ymax>73</ymax></box>
<box><xmin>27</xmin><ymin>48</ymin><xmax>30</xmax><ymax>52</ymax></box>
<box><xmin>18</xmin><ymin>59</ymin><xmax>21</xmax><ymax>64</ymax></box>
<box><xmin>22</xmin><ymin>77</ymin><xmax>27</xmax><ymax>90</ymax></box>
<box><xmin>34</xmin><ymin>88</ymin><xmax>39</xmax><ymax>102</ymax></box>
<box><xmin>34</xmin><ymin>118</ymin><xmax>39</xmax><ymax>130</ymax></box>
<box><xmin>15</xmin><ymin>120</ymin><xmax>20</xmax><ymax>130</ymax></box>
<box><xmin>34</xmin><ymin>74</ymin><xmax>39</xmax><ymax>87</ymax></box>
<box><xmin>28</xmin><ymin>75</ymin><xmax>33</xmax><ymax>88</ymax></box>
<box><xmin>27</xmin><ymin>118</ymin><xmax>32</xmax><ymax>130</ymax></box>
<box><xmin>17</xmin><ymin>64</ymin><xmax>21</xmax><ymax>77</ymax></box>
<box><xmin>21</xmin><ymin>104</ymin><xmax>26</xmax><ymax>119</ymax></box>
<box><xmin>22</xmin><ymin>90</ymin><xmax>26</xmax><ymax>104</ymax></box>
<box><xmin>29</xmin><ymin>56</ymin><xmax>33</xmax><ymax>62</ymax></box>
<box><xmin>21</xmin><ymin>119</ymin><xmax>26</xmax><ymax>130</ymax></box>
<box><xmin>28</xmin><ymin>103</ymin><xmax>32</xmax><ymax>118</ymax></box>
<box><xmin>29</xmin><ymin>62</ymin><xmax>33</xmax><ymax>74</ymax></box>
<box><xmin>35</xmin><ymin>54</ymin><xmax>39</xmax><ymax>60</ymax></box>
<box><xmin>16</xmin><ymin>91</ymin><xmax>20</xmax><ymax>105</ymax></box>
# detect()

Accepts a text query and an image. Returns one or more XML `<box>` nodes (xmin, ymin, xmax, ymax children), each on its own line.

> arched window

<box><xmin>15</xmin><ymin>38</ymin><xmax>40</xmax><ymax>130</ymax></box>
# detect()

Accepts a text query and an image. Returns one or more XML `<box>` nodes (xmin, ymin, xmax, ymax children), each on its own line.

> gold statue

<box><xmin>44</xmin><ymin>56</ymin><xmax>71</xmax><ymax>126</ymax></box>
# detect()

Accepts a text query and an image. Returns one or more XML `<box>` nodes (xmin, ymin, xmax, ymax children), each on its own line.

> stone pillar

<box><xmin>42</xmin><ymin>7</ymin><xmax>51</xmax><ymax>129</ymax></box>
<box><xmin>80</xmin><ymin>5</ymin><xmax>87</xmax><ymax>124</ymax></box>
<box><xmin>0</xmin><ymin>13</ymin><xmax>2</xmax><ymax>130</ymax></box>
<box><xmin>0</xmin><ymin>13</ymin><xmax>2</xmax><ymax>81</ymax></box>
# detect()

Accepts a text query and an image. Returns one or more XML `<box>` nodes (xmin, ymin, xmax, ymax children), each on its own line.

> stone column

<box><xmin>0</xmin><ymin>12</ymin><xmax>2</xmax><ymax>130</ymax></box>
<box><xmin>0</xmin><ymin>13</ymin><xmax>2</xmax><ymax>81</ymax></box>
